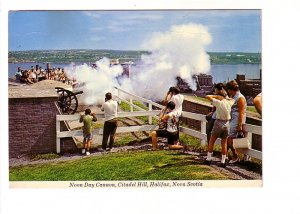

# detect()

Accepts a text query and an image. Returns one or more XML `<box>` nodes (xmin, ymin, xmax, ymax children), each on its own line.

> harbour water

<box><xmin>8</xmin><ymin>62</ymin><xmax>261</xmax><ymax>83</ymax></box>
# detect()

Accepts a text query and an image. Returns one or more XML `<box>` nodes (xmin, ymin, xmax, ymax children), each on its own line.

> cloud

<box><xmin>121</xmin><ymin>14</ymin><xmax>163</xmax><ymax>21</ymax></box>
<box><xmin>82</xmin><ymin>11</ymin><xmax>103</xmax><ymax>19</ymax></box>
<box><xmin>24</xmin><ymin>31</ymin><xmax>43</xmax><ymax>36</ymax></box>
<box><xmin>90</xmin><ymin>36</ymin><xmax>106</xmax><ymax>41</ymax></box>
<box><xmin>86</xmin><ymin>12</ymin><xmax>163</xmax><ymax>34</ymax></box>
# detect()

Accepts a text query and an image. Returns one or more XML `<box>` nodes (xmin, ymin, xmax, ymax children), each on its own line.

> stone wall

<box><xmin>9</xmin><ymin>97</ymin><xmax>59</xmax><ymax>158</ymax></box>
<box><xmin>9</xmin><ymin>96</ymin><xmax>78</xmax><ymax>158</ymax></box>
<box><xmin>8</xmin><ymin>82</ymin><xmax>78</xmax><ymax>158</ymax></box>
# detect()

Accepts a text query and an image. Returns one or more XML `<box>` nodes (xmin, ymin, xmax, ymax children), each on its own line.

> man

<box><xmin>79</xmin><ymin>108</ymin><xmax>97</xmax><ymax>156</ymax></box>
<box><xmin>163</xmin><ymin>86</ymin><xmax>184</xmax><ymax>117</ymax></box>
<box><xmin>163</xmin><ymin>86</ymin><xmax>184</xmax><ymax>145</ymax></box>
<box><xmin>100</xmin><ymin>92</ymin><xmax>118</xmax><ymax>151</ymax></box>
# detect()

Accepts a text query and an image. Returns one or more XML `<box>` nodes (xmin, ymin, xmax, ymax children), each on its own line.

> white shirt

<box><xmin>101</xmin><ymin>100</ymin><xmax>118</xmax><ymax>121</ymax></box>
<box><xmin>166</xmin><ymin>111</ymin><xmax>179</xmax><ymax>133</ymax></box>
<box><xmin>170</xmin><ymin>94</ymin><xmax>184</xmax><ymax>117</ymax></box>
<box><xmin>212</xmin><ymin>98</ymin><xmax>235</xmax><ymax>121</ymax></box>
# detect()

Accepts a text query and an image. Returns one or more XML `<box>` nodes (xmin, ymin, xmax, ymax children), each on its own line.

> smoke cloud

<box><xmin>66</xmin><ymin>23</ymin><xmax>212</xmax><ymax>104</ymax></box>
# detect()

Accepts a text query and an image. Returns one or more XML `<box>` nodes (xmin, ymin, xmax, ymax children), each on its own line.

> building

<box><xmin>235</xmin><ymin>69</ymin><xmax>262</xmax><ymax>98</ymax></box>
<box><xmin>120</xmin><ymin>61</ymin><xmax>134</xmax><ymax>78</ymax></box>
<box><xmin>176</xmin><ymin>73</ymin><xmax>214</xmax><ymax>96</ymax></box>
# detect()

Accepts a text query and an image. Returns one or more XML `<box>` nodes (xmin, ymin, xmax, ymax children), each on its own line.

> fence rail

<box><xmin>56</xmin><ymin>87</ymin><xmax>262</xmax><ymax>160</ymax></box>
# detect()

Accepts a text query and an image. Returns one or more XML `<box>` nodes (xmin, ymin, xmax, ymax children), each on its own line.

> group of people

<box><xmin>151</xmin><ymin>86</ymin><xmax>185</xmax><ymax>150</ymax></box>
<box><xmin>79</xmin><ymin>87</ymin><xmax>186</xmax><ymax>156</ymax></box>
<box><xmin>79</xmin><ymin>81</ymin><xmax>261</xmax><ymax>167</ymax></box>
<box><xmin>15</xmin><ymin>66</ymin><xmax>70</xmax><ymax>85</ymax></box>
<box><xmin>204</xmin><ymin>80</ymin><xmax>252</xmax><ymax>167</ymax></box>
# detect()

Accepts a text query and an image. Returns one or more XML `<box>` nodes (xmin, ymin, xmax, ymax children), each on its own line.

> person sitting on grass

<box><xmin>79</xmin><ymin>108</ymin><xmax>97</xmax><ymax>156</ymax></box>
<box><xmin>151</xmin><ymin>101</ymin><xmax>184</xmax><ymax>151</ymax></box>
<box><xmin>204</xmin><ymin>86</ymin><xmax>235</xmax><ymax>167</ymax></box>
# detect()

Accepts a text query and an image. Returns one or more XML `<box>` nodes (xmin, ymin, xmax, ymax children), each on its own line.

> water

<box><xmin>210</xmin><ymin>64</ymin><xmax>261</xmax><ymax>83</ymax></box>
<box><xmin>8</xmin><ymin>62</ymin><xmax>261</xmax><ymax>83</ymax></box>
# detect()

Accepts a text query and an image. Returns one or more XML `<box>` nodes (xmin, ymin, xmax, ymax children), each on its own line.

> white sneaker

<box><xmin>86</xmin><ymin>151</ymin><xmax>90</xmax><ymax>156</ymax></box>
<box><xmin>82</xmin><ymin>149</ymin><xmax>86</xmax><ymax>154</ymax></box>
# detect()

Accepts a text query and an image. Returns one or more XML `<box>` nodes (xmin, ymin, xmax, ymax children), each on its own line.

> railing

<box><xmin>56</xmin><ymin>87</ymin><xmax>262</xmax><ymax>160</ymax></box>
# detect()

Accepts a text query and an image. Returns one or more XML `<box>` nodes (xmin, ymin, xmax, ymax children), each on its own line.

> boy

<box><xmin>204</xmin><ymin>89</ymin><xmax>234</xmax><ymax>167</ymax></box>
<box><xmin>79</xmin><ymin>108</ymin><xmax>97</xmax><ymax>156</ymax></box>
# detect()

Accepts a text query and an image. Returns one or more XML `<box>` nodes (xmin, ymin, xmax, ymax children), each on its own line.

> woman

<box><xmin>225</xmin><ymin>80</ymin><xmax>247</xmax><ymax>164</ymax></box>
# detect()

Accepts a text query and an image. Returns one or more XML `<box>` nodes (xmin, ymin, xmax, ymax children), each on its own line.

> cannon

<box><xmin>55</xmin><ymin>87</ymin><xmax>83</xmax><ymax>114</ymax></box>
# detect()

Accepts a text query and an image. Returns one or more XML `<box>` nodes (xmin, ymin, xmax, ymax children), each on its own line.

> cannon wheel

<box><xmin>55</xmin><ymin>87</ymin><xmax>79</xmax><ymax>114</ymax></box>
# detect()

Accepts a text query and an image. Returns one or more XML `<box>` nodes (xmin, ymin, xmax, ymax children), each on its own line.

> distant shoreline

<box><xmin>8</xmin><ymin>50</ymin><xmax>261</xmax><ymax>65</ymax></box>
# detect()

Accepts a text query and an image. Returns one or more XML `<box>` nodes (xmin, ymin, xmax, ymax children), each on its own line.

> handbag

<box><xmin>233</xmin><ymin>132</ymin><xmax>250</xmax><ymax>149</ymax></box>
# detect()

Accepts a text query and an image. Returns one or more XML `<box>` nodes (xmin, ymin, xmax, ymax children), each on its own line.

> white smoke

<box><xmin>66</xmin><ymin>58</ymin><xmax>123</xmax><ymax>105</ymax></box>
<box><xmin>66</xmin><ymin>23</ymin><xmax>212</xmax><ymax>104</ymax></box>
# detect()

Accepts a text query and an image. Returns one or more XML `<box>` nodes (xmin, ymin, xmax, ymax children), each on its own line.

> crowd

<box><xmin>79</xmin><ymin>80</ymin><xmax>262</xmax><ymax>168</ymax></box>
<box><xmin>14</xmin><ymin>65</ymin><xmax>73</xmax><ymax>85</ymax></box>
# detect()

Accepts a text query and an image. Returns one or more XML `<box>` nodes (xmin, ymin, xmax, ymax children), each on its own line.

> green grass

<box><xmin>119</xmin><ymin>100</ymin><xmax>159</xmax><ymax>123</ymax></box>
<box><xmin>192</xmin><ymin>96</ymin><xmax>210</xmax><ymax>103</ymax></box>
<box><xmin>9</xmin><ymin>150</ymin><xmax>230</xmax><ymax>181</ymax></box>
<box><xmin>246</xmin><ymin>106</ymin><xmax>258</xmax><ymax>113</ymax></box>
<box><xmin>114</xmin><ymin>135</ymin><xmax>138</xmax><ymax>147</ymax></box>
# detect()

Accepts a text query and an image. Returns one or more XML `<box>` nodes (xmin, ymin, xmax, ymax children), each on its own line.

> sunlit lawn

<box><xmin>9</xmin><ymin>150</ymin><xmax>230</xmax><ymax>181</ymax></box>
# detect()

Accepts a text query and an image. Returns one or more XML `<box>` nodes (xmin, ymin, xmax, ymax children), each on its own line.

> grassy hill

<box><xmin>9</xmin><ymin>49</ymin><xmax>261</xmax><ymax>64</ymax></box>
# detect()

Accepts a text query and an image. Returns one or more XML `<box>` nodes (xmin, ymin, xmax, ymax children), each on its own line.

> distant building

<box><xmin>120</xmin><ymin>62</ymin><xmax>133</xmax><ymax>78</ymax></box>
<box><xmin>176</xmin><ymin>73</ymin><xmax>214</xmax><ymax>96</ymax></box>
<box><xmin>235</xmin><ymin>69</ymin><xmax>261</xmax><ymax>98</ymax></box>
<box><xmin>110</xmin><ymin>58</ymin><xmax>119</xmax><ymax>65</ymax></box>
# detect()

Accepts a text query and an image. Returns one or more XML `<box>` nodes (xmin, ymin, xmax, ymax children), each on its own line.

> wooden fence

<box><xmin>56</xmin><ymin>87</ymin><xmax>262</xmax><ymax>160</ymax></box>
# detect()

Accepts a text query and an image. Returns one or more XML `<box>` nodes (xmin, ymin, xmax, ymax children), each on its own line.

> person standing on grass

<box><xmin>80</xmin><ymin>108</ymin><xmax>97</xmax><ymax>156</ymax></box>
<box><xmin>100</xmin><ymin>92</ymin><xmax>118</xmax><ymax>152</ymax></box>
<box><xmin>203</xmin><ymin>86</ymin><xmax>235</xmax><ymax>167</ymax></box>
<box><xmin>225</xmin><ymin>80</ymin><xmax>247</xmax><ymax>164</ymax></box>
<box><xmin>206</xmin><ymin>83</ymin><xmax>228</xmax><ymax>144</ymax></box>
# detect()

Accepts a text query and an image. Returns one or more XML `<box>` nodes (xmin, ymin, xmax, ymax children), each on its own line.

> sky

<box><xmin>8</xmin><ymin>10</ymin><xmax>261</xmax><ymax>52</ymax></box>
<box><xmin>3</xmin><ymin>1</ymin><xmax>300</xmax><ymax>214</ymax></box>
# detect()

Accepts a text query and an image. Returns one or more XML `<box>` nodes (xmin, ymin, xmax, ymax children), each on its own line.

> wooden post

<box><xmin>117</xmin><ymin>88</ymin><xmax>121</xmax><ymax>104</ymax></box>
<box><xmin>200</xmin><ymin>120</ymin><xmax>206</xmax><ymax>146</ymax></box>
<box><xmin>56</xmin><ymin>116</ymin><xmax>61</xmax><ymax>153</ymax></box>
<box><xmin>130</xmin><ymin>97</ymin><xmax>133</xmax><ymax>112</ymax></box>
<box><xmin>148</xmin><ymin>103</ymin><xmax>152</xmax><ymax>124</ymax></box>
<box><xmin>244</xmin><ymin>132</ymin><xmax>253</xmax><ymax>161</ymax></box>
